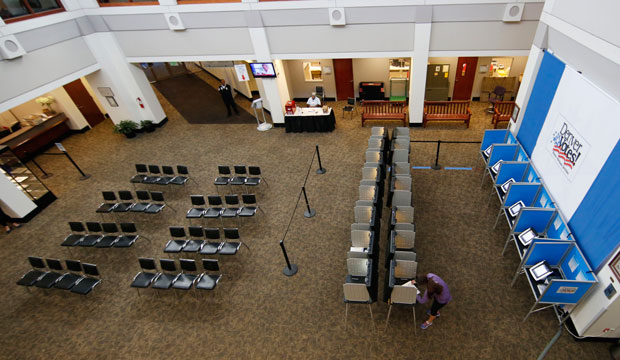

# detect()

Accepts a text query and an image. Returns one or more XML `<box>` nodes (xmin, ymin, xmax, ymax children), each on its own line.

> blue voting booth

<box><xmin>494</xmin><ymin>182</ymin><xmax>541</xmax><ymax>228</ymax></box>
<box><xmin>502</xmin><ymin>207</ymin><xmax>556</xmax><ymax>256</ymax></box>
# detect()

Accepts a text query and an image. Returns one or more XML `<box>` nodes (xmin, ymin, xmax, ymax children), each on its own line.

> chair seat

<box><xmin>172</xmin><ymin>273</ymin><xmax>197</xmax><ymax>290</ymax></box>
<box><xmin>214</xmin><ymin>177</ymin><xmax>230</xmax><ymax>186</ymax></box>
<box><xmin>145</xmin><ymin>204</ymin><xmax>165</xmax><ymax>214</ymax></box>
<box><xmin>186</xmin><ymin>208</ymin><xmax>204</xmax><ymax>218</ymax></box>
<box><xmin>230</xmin><ymin>177</ymin><xmax>246</xmax><ymax>186</ymax></box>
<box><xmin>130</xmin><ymin>203</ymin><xmax>151</xmax><ymax>212</ymax></box>
<box><xmin>17</xmin><ymin>270</ymin><xmax>45</xmax><ymax>286</ymax></box>
<box><xmin>70</xmin><ymin>277</ymin><xmax>101</xmax><ymax>295</ymax></box>
<box><xmin>130</xmin><ymin>175</ymin><xmax>147</xmax><ymax>183</ymax></box>
<box><xmin>61</xmin><ymin>234</ymin><xmax>84</xmax><ymax>247</ymax></box>
<box><xmin>196</xmin><ymin>274</ymin><xmax>221</xmax><ymax>290</ymax></box>
<box><xmin>130</xmin><ymin>272</ymin><xmax>158</xmax><ymax>288</ymax></box>
<box><xmin>245</xmin><ymin>178</ymin><xmax>260</xmax><ymax>186</ymax></box>
<box><xmin>239</xmin><ymin>207</ymin><xmax>257</xmax><ymax>217</ymax></box>
<box><xmin>96</xmin><ymin>203</ymin><xmax>117</xmax><ymax>213</ymax></box>
<box><xmin>35</xmin><ymin>272</ymin><xmax>64</xmax><ymax>289</ymax></box>
<box><xmin>155</xmin><ymin>176</ymin><xmax>173</xmax><ymax>185</ymax></box>
<box><xmin>114</xmin><ymin>235</ymin><xmax>138</xmax><ymax>247</ymax></box>
<box><xmin>343</xmin><ymin>106</ymin><xmax>354</xmax><ymax>111</ymax></box>
<box><xmin>219</xmin><ymin>242</ymin><xmax>241</xmax><ymax>255</ymax></box>
<box><xmin>95</xmin><ymin>235</ymin><xmax>119</xmax><ymax>248</ymax></box>
<box><xmin>142</xmin><ymin>176</ymin><xmax>160</xmax><ymax>184</ymax></box>
<box><xmin>170</xmin><ymin>176</ymin><xmax>188</xmax><ymax>185</ymax></box>
<box><xmin>221</xmin><ymin>208</ymin><xmax>239</xmax><ymax>218</ymax></box>
<box><xmin>183</xmin><ymin>240</ymin><xmax>203</xmax><ymax>252</ymax></box>
<box><xmin>164</xmin><ymin>240</ymin><xmax>186</xmax><ymax>253</ymax></box>
<box><xmin>54</xmin><ymin>273</ymin><xmax>83</xmax><ymax>290</ymax></box>
<box><xmin>151</xmin><ymin>273</ymin><xmax>176</xmax><ymax>289</ymax></box>
<box><xmin>204</xmin><ymin>208</ymin><xmax>222</xmax><ymax>218</ymax></box>
<box><xmin>79</xmin><ymin>235</ymin><xmax>103</xmax><ymax>247</ymax></box>
<box><xmin>113</xmin><ymin>203</ymin><xmax>134</xmax><ymax>212</ymax></box>
<box><xmin>199</xmin><ymin>242</ymin><xmax>222</xmax><ymax>255</ymax></box>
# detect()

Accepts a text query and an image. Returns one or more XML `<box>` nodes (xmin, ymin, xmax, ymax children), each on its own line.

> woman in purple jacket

<box><xmin>413</xmin><ymin>273</ymin><xmax>452</xmax><ymax>329</ymax></box>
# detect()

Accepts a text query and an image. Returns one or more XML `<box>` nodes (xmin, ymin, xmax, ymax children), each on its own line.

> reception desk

<box><xmin>0</xmin><ymin>113</ymin><xmax>70</xmax><ymax>159</ymax></box>
<box><xmin>284</xmin><ymin>108</ymin><xmax>335</xmax><ymax>133</ymax></box>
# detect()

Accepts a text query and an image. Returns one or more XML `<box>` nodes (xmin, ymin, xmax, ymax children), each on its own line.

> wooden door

<box><xmin>63</xmin><ymin>79</ymin><xmax>105</xmax><ymax>128</ymax></box>
<box><xmin>452</xmin><ymin>57</ymin><xmax>478</xmax><ymax>100</ymax></box>
<box><xmin>333</xmin><ymin>59</ymin><xmax>354</xmax><ymax>101</ymax></box>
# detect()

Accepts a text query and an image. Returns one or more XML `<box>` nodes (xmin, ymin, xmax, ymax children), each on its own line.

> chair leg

<box><xmin>368</xmin><ymin>303</ymin><xmax>376</xmax><ymax>330</ymax></box>
<box><xmin>136</xmin><ymin>288</ymin><xmax>141</xmax><ymax>297</ymax></box>
<box><xmin>384</xmin><ymin>304</ymin><xmax>393</xmax><ymax>331</ymax></box>
<box><xmin>262</xmin><ymin>177</ymin><xmax>269</xmax><ymax>187</ymax></box>
<box><xmin>344</xmin><ymin>303</ymin><xmax>349</xmax><ymax>330</ymax></box>
<box><xmin>413</xmin><ymin>305</ymin><xmax>417</xmax><ymax>335</ymax></box>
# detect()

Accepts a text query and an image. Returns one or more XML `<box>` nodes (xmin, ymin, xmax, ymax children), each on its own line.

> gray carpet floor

<box><xmin>0</xmin><ymin>74</ymin><xmax>610</xmax><ymax>359</ymax></box>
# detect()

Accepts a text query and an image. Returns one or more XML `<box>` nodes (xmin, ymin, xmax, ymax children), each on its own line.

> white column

<box><xmin>510</xmin><ymin>44</ymin><xmax>544</xmax><ymax>134</ymax></box>
<box><xmin>248</xmin><ymin>28</ymin><xmax>285</xmax><ymax>124</ymax></box>
<box><xmin>81</xmin><ymin>32</ymin><xmax>166</xmax><ymax>126</ymax></box>
<box><xmin>409</xmin><ymin>23</ymin><xmax>431</xmax><ymax>125</ymax></box>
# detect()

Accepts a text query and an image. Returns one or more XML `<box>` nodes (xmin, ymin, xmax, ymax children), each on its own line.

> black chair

<box><xmin>80</xmin><ymin>222</ymin><xmax>104</xmax><ymax>247</ymax></box>
<box><xmin>143</xmin><ymin>165</ymin><xmax>161</xmax><ymax>184</ymax></box>
<box><xmin>170</xmin><ymin>165</ymin><xmax>191</xmax><ymax>185</ymax></box>
<box><xmin>487</xmin><ymin>86</ymin><xmax>506</xmax><ymax>113</ymax></box>
<box><xmin>220</xmin><ymin>228</ymin><xmax>243</xmax><ymax>255</ymax></box>
<box><xmin>130</xmin><ymin>258</ymin><xmax>159</xmax><ymax>296</ymax></box>
<box><xmin>131</xmin><ymin>164</ymin><xmax>148</xmax><ymax>184</ymax></box>
<box><xmin>95</xmin><ymin>222</ymin><xmax>120</xmax><ymax>248</ymax></box>
<box><xmin>221</xmin><ymin>194</ymin><xmax>241</xmax><ymax>226</ymax></box>
<box><xmin>316</xmin><ymin>85</ymin><xmax>324</xmax><ymax>104</ymax></box>
<box><xmin>151</xmin><ymin>259</ymin><xmax>177</xmax><ymax>292</ymax></box>
<box><xmin>164</xmin><ymin>227</ymin><xmax>187</xmax><ymax>254</ymax></box>
<box><xmin>97</xmin><ymin>191</ymin><xmax>118</xmax><ymax>214</ymax></box>
<box><xmin>343</xmin><ymin>97</ymin><xmax>357</xmax><ymax>119</ymax></box>
<box><xmin>61</xmin><ymin>222</ymin><xmax>86</xmax><ymax>248</ymax></box>
<box><xmin>183</xmin><ymin>226</ymin><xmax>205</xmax><ymax>253</ymax></box>
<box><xmin>114</xmin><ymin>191</ymin><xmax>135</xmax><ymax>212</ymax></box>
<box><xmin>34</xmin><ymin>258</ymin><xmax>64</xmax><ymax>289</ymax></box>
<box><xmin>172</xmin><ymin>259</ymin><xmax>199</xmax><ymax>296</ymax></box>
<box><xmin>16</xmin><ymin>256</ymin><xmax>47</xmax><ymax>289</ymax></box>
<box><xmin>156</xmin><ymin>166</ymin><xmax>174</xmax><ymax>185</ymax></box>
<box><xmin>145</xmin><ymin>191</ymin><xmax>170</xmax><ymax>214</ymax></box>
<box><xmin>239</xmin><ymin>194</ymin><xmax>264</xmax><ymax>219</ymax></box>
<box><xmin>115</xmin><ymin>222</ymin><xmax>141</xmax><ymax>247</ymax></box>
<box><xmin>70</xmin><ymin>263</ymin><xmax>102</xmax><ymax>295</ymax></box>
<box><xmin>230</xmin><ymin>165</ymin><xmax>248</xmax><ymax>192</ymax></box>
<box><xmin>196</xmin><ymin>259</ymin><xmax>222</xmax><ymax>291</ymax></box>
<box><xmin>214</xmin><ymin>165</ymin><xmax>231</xmax><ymax>194</ymax></box>
<box><xmin>131</xmin><ymin>191</ymin><xmax>152</xmax><ymax>212</ymax></box>
<box><xmin>186</xmin><ymin>195</ymin><xmax>206</xmax><ymax>220</ymax></box>
<box><xmin>54</xmin><ymin>260</ymin><xmax>84</xmax><ymax>291</ymax></box>
<box><xmin>204</xmin><ymin>195</ymin><xmax>224</xmax><ymax>226</ymax></box>
<box><xmin>245</xmin><ymin>166</ymin><xmax>268</xmax><ymax>188</ymax></box>
<box><xmin>200</xmin><ymin>227</ymin><xmax>223</xmax><ymax>255</ymax></box>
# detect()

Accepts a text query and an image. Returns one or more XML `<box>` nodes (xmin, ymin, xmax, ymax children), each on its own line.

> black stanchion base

<box><xmin>283</xmin><ymin>264</ymin><xmax>298</xmax><ymax>276</ymax></box>
<box><xmin>40</xmin><ymin>173</ymin><xmax>53</xmax><ymax>179</ymax></box>
<box><xmin>316</xmin><ymin>168</ymin><xmax>326</xmax><ymax>174</ymax></box>
<box><xmin>304</xmin><ymin>209</ymin><xmax>316</xmax><ymax>218</ymax></box>
<box><xmin>431</xmin><ymin>165</ymin><xmax>442</xmax><ymax>170</ymax></box>
<box><xmin>80</xmin><ymin>174</ymin><xmax>92</xmax><ymax>181</ymax></box>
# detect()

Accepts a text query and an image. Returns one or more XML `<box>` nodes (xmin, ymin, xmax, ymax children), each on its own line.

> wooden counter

<box><xmin>0</xmin><ymin>113</ymin><xmax>70</xmax><ymax>159</ymax></box>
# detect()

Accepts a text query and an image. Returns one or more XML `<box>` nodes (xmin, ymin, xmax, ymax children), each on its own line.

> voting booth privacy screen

<box><xmin>249</xmin><ymin>63</ymin><xmax>276</xmax><ymax>78</ymax></box>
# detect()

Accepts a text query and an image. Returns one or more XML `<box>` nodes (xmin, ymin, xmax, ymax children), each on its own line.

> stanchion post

<box><xmin>279</xmin><ymin>240</ymin><xmax>298</xmax><ymax>276</ymax></box>
<box><xmin>62</xmin><ymin>151</ymin><xmax>91</xmax><ymax>180</ymax></box>
<box><xmin>315</xmin><ymin>145</ymin><xmax>326</xmax><ymax>174</ymax></box>
<box><xmin>431</xmin><ymin>140</ymin><xmax>442</xmax><ymax>170</ymax></box>
<box><xmin>302</xmin><ymin>186</ymin><xmax>316</xmax><ymax>218</ymax></box>
<box><xmin>29</xmin><ymin>156</ymin><xmax>52</xmax><ymax>179</ymax></box>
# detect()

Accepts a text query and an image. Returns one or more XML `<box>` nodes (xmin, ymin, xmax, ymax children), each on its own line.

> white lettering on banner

<box><xmin>547</xmin><ymin>114</ymin><xmax>590</xmax><ymax>181</ymax></box>
<box><xmin>557</xmin><ymin>286</ymin><xmax>578</xmax><ymax>294</ymax></box>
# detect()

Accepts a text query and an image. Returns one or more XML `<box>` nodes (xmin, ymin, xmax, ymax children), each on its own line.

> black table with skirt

<box><xmin>284</xmin><ymin>109</ymin><xmax>335</xmax><ymax>133</ymax></box>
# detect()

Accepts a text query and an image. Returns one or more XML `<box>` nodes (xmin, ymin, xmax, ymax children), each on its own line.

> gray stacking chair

<box><xmin>391</xmin><ymin>190</ymin><xmax>412</xmax><ymax>207</ymax></box>
<box><xmin>367</xmin><ymin>137</ymin><xmax>384</xmax><ymax>151</ymax></box>
<box><xmin>385</xmin><ymin>285</ymin><xmax>417</xmax><ymax>333</ymax></box>
<box><xmin>392</xmin><ymin>149</ymin><xmax>409</xmax><ymax>164</ymax></box>
<box><xmin>343</xmin><ymin>283</ymin><xmax>375</xmax><ymax>330</ymax></box>
<box><xmin>392</xmin><ymin>205</ymin><xmax>415</xmax><ymax>224</ymax></box>
<box><xmin>394</xmin><ymin>259</ymin><xmax>418</xmax><ymax>279</ymax></box>
<box><xmin>391</xmin><ymin>175</ymin><xmax>412</xmax><ymax>192</ymax></box>
<box><xmin>365</xmin><ymin>150</ymin><xmax>383</xmax><ymax>164</ymax></box>
<box><xmin>391</xmin><ymin>137</ymin><xmax>411</xmax><ymax>152</ymax></box>
<box><xmin>358</xmin><ymin>184</ymin><xmax>377</xmax><ymax>205</ymax></box>
<box><xmin>371</xmin><ymin>126</ymin><xmax>387</xmax><ymax>137</ymax></box>
<box><xmin>391</xmin><ymin>162</ymin><xmax>411</xmax><ymax>176</ymax></box>
<box><xmin>354</xmin><ymin>205</ymin><xmax>375</xmax><ymax>225</ymax></box>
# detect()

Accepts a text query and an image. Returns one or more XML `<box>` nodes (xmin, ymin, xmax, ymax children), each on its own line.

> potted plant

<box><xmin>113</xmin><ymin>120</ymin><xmax>138</xmax><ymax>138</ymax></box>
<box><xmin>140</xmin><ymin>120</ymin><xmax>155</xmax><ymax>133</ymax></box>
<box><xmin>35</xmin><ymin>96</ymin><xmax>56</xmax><ymax>115</ymax></box>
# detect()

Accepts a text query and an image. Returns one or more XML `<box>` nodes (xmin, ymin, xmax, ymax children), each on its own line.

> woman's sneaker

<box><xmin>421</xmin><ymin>321</ymin><xmax>433</xmax><ymax>330</ymax></box>
<box><xmin>426</xmin><ymin>310</ymin><xmax>440</xmax><ymax>317</ymax></box>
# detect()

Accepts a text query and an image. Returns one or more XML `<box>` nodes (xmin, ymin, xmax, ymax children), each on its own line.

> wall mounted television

<box><xmin>250</xmin><ymin>62</ymin><xmax>276</xmax><ymax>78</ymax></box>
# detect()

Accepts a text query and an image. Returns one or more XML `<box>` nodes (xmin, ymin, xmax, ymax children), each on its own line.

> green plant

<box><xmin>140</xmin><ymin>120</ymin><xmax>154</xmax><ymax>129</ymax></box>
<box><xmin>113</xmin><ymin>120</ymin><xmax>138</xmax><ymax>134</ymax></box>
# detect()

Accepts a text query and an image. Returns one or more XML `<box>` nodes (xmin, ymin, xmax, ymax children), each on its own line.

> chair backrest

<box><xmin>347</xmin><ymin>97</ymin><xmax>355</xmax><ymax>106</ymax></box>
<box><xmin>102</xmin><ymin>191</ymin><xmax>117</xmax><ymax>201</ymax></box>
<box><xmin>82</xmin><ymin>263</ymin><xmax>99</xmax><ymax>277</ymax></box>
<box><xmin>118</xmin><ymin>190</ymin><xmax>133</xmax><ymax>201</ymax></box>
<box><xmin>394</xmin><ymin>251</ymin><xmax>417</xmax><ymax>261</ymax></box>
<box><xmin>135</xmin><ymin>164</ymin><xmax>148</xmax><ymax>173</ymax></box>
<box><xmin>180</xmin><ymin>259</ymin><xmax>197</xmax><ymax>272</ymax></box>
<box><xmin>393</xmin><ymin>230</ymin><xmax>415</xmax><ymax>249</ymax></box>
<box><xmin>392</xmin><ymin>149</ymin><xmax>409</xmax><ymax>163</ymax></box>
<box><xmin>102</xmin><ymin>222</ymin><xmax>119</xmax><ymax>234</ymax></box>
<box><xmin>177</xmin><ymin>165</ymin><xmax>188</xmax><ymax>175</ymax></box>
<box><xmin>394</xmin><ymin>223</ymin><xmax>415</xmax><ymax>232</ymax></box>
<box><xmin>136</xmin><ymin>190</ymin><xmax>150</xmax><ymax>201</ymax></box>
<box><xmin>188</xmin><ymin>226</ymin><xmax>204</xmax><ymax>239</ymax></box>
<box><xmin>138</xmin><ymin>258</ymin><xmax>156</xmax><ymax>271</ymax></box>
<box><xmin>316</xmin><ymin>86</ymin><xmax>324</xmax><ymax>95</ymax></box>
<box><xmin>207</xmin><ymin>195</ymin><xmax>223</xmax><ymax>206</ymax></box>
<box><xmin>343</xmin><ymin>283</ymin><xmax>370</xmax><ymax>302</ymax></box>
<box><xmin>347</xmin><ymin>258</ymin><xmax>368</xmax><ymax>276</ymax></box>
<box><xmin>248</xmin><ymin>166</ymin><xmax>261</xmax><ymax>176</ymax></box>
<box><xmin>204</xmin><ymin>228</ymin><xmax>221</xmax><ymax>240</ymax></box>
<box><xmin>169</xmin><ymin>226</ymin><xmax>186</xmax><ymax>238</ymax></box>
<box><xmin>150</xmin><ymin>191</ymin><xmax>164</xmax><ymax>202</ymax></box>
<box><xmin>28</xmin><ymin>256</ymin><xmax>46</xmax><ymax>269</ymax></box>
<box><xmin>160</xmin><ymin>259</ymin><xmax>176</xmax><ymax>272</ymax></box>
<box><xmin>347</xmin><ymin>251</ymin><xmax>367</xmax><ymax>259</ymax></box>
<box><xmin>351</xmin><ymin>230</ymin><xmax>371</xmax><ymax>248</ymax></box>
<box><xmin>392</xmin><ymin>191</ymin><xmax>413</xmax><ymax>207</ymax></box>
<box><xmin>234</xmin><ymin>165</ymin><xmax>247</xmax><ymax>175</ymax></box>
<box><xmin>493</xmin><ymin>86</ymin><xmax>506</xmax><ymax>96</ymax></box>
<box><xmin>354</xmin><ymin>206</ymin><xmax>373</xmax><ymax>223</ymax></box>
<box><xmin>148</xmin><ymin>165</ymin><xmax>160</xmax><ymax>174</ymax></box>
<box><xmin>365</xmin><ymin>150</ymin><xmax>381</xmax><ymax>163</ymax></box>
<box><xmin>46</xmin><ymin>258</ymin><xmax>63</xmax><ymax>271</ymax></box>
<box><xmin>120</xmin><ymin>222</ymin><xmax>137</xmax><ymax>233</ymax></box>
<box><xmin>190</xmin><ymin>195</ymin><xmax>206</xmax><ymax>206</ymax></box>
<box><xmin>391</xmin><ymin>285</ymin><xmax>417</xmax><ymax>305</ymax></box>
<box><xmin>242</xmin><ymin>194</ymin><xmax>257</xmax><ymax>205</ymax></box>
<box><xmin>394</xmin><ymin>260</ymin><xmax>417</xmax><ymax>279</ymax></box>
<box><xmin>225</xmin><ymin>194</ymin><xmax>239</xmax><ymax>206</ymax></box>
<box><xmin>69</xmin><ymin>221</ymin><xmax>85</xmax><ymax>232</ymax></box>
<box><xmin>223</xmin><ymin>228</ymin><xmax>240</xmax><ymax>240</ymax></box>
<box><xmin>218</xmin><ymin>165</ymin><xmax>231</xmax><ymax>175</ymax></box>
<box><xmin>202</xmin><ymin>259</ymin><xmax>219</xmax><ymax>272</ymax></box>
<box><xmin>371</xmin><ymin>126</ymin><xmax>386</xmax><ymax>137</ymax></box>
<box><xmin>86</xmin><ymin>222</ymin><xmax>102</xmax><ymax>233</ymax></box>
<box><xmin>65</xmin><ymin>259</ymin><xmax>82</xmax><ymax>272</ymax></box>
<box><xmin>162</xmin><ymin>166</ymin><xmax>174</xmax><ymax>175</ymax></box>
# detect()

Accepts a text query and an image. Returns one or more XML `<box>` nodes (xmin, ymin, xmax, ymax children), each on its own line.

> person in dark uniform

<box><xmin>218</xmin><ymin>79</ymin><xmax>240</xmax><ymax>117</ymax></box>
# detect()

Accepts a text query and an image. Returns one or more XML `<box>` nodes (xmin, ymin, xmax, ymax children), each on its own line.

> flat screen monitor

<box><xmin>491</xmin><ymin>160</ymin><xmax>502</xmax><ymax>174</ymax></box>
<box><xmin>517</xmin><ymin>227</ymin><xmax>537</xmax><ymax>247</ymax></box>
<box><xmin>249</xmin><ymin>62</ymin><xmax>276</xmax><ymax>78</ymax></box>
<box><xmin>483</xmin><ymin>145</ymin><xmax>492</xmax><ymax>158</ymax></box>
<box><xmin>508</xmin><ymin>200</ymin><xmax>525</xmax><ymax>217</ymax></box>
<box><xmin>530</xmin><ymin>260</ymin><xmax>553</xmax><ymax>281</ymax></box>
<box><xmin>500</xmin><ymin>178</ymin><xmax>515</xmax><ymax>193</ymax></box>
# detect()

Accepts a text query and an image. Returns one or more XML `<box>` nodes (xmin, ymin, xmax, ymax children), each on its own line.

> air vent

<box><xmin>503</xmin><ymin>3</ymin><xmax>524</xmax><ymax>23</ymax></box>
<box><xmin>329</xmin><ymin>8</ymin><xmax>346</xmax><ymax>26</ymax></box>
<box><xmin>165</xmin><ymin>13</ymin><xmax>185</xmax><ymax>31</ymax></box>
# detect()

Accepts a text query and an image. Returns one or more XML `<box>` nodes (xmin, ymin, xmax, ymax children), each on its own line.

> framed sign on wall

<box><xmin>610</xmin><ymin>251</ymin><xmax>620</xmax><ymax>281</ymax></box>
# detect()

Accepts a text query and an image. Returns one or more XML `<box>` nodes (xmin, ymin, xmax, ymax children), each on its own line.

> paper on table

<box><xmin>401</xmin><ymin>282</ymin><xmax>421</xmax><ymax>294</ymax></box>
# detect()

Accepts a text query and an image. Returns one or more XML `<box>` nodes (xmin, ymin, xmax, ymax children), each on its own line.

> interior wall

<box><xmin>353</xmin><ymin>58</ymin><xmax>391</xmax><ymax>98</ymax></box>
<box><xmin>284</xmin><ymin>59</ymin><xmax>336</xmax><ymax>100</ymax></box>
<box><xmin>8</xmin><ymin>89</ymin><xmax>90</xmax><ymax>130</ymax></box>
<box><xmin>428</xmin><ymin>57</ymin><xmax>458</xmax><ymax>99</ymax></box>
<box><xmin>274</xmin><ymin>59</ymin><xmax>291</xmax><ymax>110</ymax></box>
<box><xmin>472</xmin><ymin>56</ymin><xmax>528</xmax><ymax>99</ymax></box>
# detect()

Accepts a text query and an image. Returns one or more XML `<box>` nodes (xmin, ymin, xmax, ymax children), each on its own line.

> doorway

<box><xmin>333</xmin><ymin>59</ymin><xmax>354</xmax><ymax>101</ymax></box>
<box><xmin>452</xmin><ymin>57</ymin><xmax>478</xmax><ymax>100</ymax></box>
<box><xmin>63</xmin><ymin>79</ymin><xmax>105</xmax><ymax>128</ymax></box>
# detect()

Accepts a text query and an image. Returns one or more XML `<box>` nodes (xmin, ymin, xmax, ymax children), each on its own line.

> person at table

<box><xmin>218</xmin><ymin>79</ymin><xmax>240</xmax><ymax>117</ymax></box>
<box><xmin>412</xmin><ymin>273</ymin><xmax>452</xmax><ymax>330</ymax></box>
<box><xmin>307</xmin><ymin>92</ymin><xmax>321</xmax><ymax>108</ymax></box>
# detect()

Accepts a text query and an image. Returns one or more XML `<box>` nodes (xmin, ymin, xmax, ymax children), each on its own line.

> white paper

<box><xmin>234</xmin><ymin>64</ymin><xmax>250</xmax><ymax>82</ymax></box>
<box><xmin>442</xmin><ymin>65</ymin><xmax>449</xmax><ymax>73</ymax></box>
<box><xmin>575</xmin><ymin>271</ymin><xmax>586</xmax><ymax>281</ymax></box>
<box><xmin>568</xmin><ymin>256</ymin><xmax>578</xmax><ymax>272</ymax></box>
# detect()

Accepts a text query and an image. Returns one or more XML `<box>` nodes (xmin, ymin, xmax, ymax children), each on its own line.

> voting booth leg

<box><xmin>302</xmin><ymin>187</ymin><xmax>316</xmax><ymax>218</ymax></box>
<box><xmin>279</xmin><ymin>240</ymin><xmax>298</xmax><ymax>276</ymax></box>
<box><xmin>315</xmin><ymin>145</ymin><xmax>326</xmax><ymax>174</ymax></box>
<box><xmin>537</xmin><ymin>325</ymin><xmax>563</xmax><ymax>360</ymax></box>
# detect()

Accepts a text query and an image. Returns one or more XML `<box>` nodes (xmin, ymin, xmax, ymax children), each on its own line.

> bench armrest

<box><xmin>467</xmin><ymin>107</ymin><xmax>472</xmax><ymax>115</ymax></box>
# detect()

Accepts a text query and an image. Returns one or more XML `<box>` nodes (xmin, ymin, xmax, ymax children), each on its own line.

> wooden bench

<box><xmin>492</xmin><ymin>101</ymin><xmax>516</xmax><ymax>129</ymax></box>
<box><xmin>361</xmin><ymin>101</ymin><xmax>407</xmax><ymax>127</ymax></box>
<box><xmin>423</xmin><ymin>100</ymin><xmax>472</xmax><ymax>128</ymax></box>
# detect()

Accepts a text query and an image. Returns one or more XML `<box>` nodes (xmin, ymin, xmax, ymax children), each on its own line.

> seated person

<box><xmin>307</xmin><ymin>92</ymin><xmax>321</xmax><ymax>108</ymax></box>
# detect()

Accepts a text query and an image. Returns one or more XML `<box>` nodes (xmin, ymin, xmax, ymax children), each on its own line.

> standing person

<box><xmin>413</xmin><ymin>273</ymin><xmax>452</xmax><ymax>330</ymax></box>
<box><xmin>0</xmin><ymin>206</ymin><xmax>21</xmax><ymax>234</ymax></box>
<box><xmin>218</xmin><ymin>79</ymin><xmax>239</xmax><ymax>117</ymax></box>
<box><xmin>306</xmin><ymin>92</ymin><xmax>321</xmax><ymax>108</ymax></box>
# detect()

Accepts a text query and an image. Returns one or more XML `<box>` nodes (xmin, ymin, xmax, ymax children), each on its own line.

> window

<box><xmin>0</xmin><ymin>0</ymin><xmax>64</xmax><ymax>23</ymax></box>
<box><xmin>303</xmin><ymin>61</ymin><xmax>322</xmax><ymax>82</ymax></box>
<box><xmin>389</xmin><ymin>58</ymin><xmax>410</xmax><ymax>79</ymax></box>
<box><xmin>97</xmin><ymin>0</ymin><xmax>158</xmax><ymax>6</ymax></box>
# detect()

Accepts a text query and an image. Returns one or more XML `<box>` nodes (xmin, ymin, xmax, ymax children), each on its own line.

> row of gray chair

<box><xmin>164</xmin><ymin>226</ymin><xmax>249</xmax><ymax>256</ymax></box>
<box><xmin>17</xmin><ymin>257</ymin><xmax>102</xmax><ymax>296</ymax></box>
<box><xmin>186</xmin><ymin>194</ymin><xmax>263</xmax><ymax>227</ymax></box>
<box><xmin>130</xmin><ymin>164</ymin><xmax>195</xmax><ymax>187</ymax></box>
<box><xmin>60</xmin><ymin>221</ymin><xmax>148</xmax><ymax>256</ymax></box>
<box><xmin>97</xmin><ymin>190</ymin><xmax>174</xmax><ymax>218</ymax></box>
<box><xmin>215</xmin><ymin>165</ymin><xmax>267</xmax><ymax>194</ymax></box>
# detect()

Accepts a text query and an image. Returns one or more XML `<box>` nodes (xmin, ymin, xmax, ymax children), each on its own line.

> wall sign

<box><xmin>234</xmin><ymin>64</ymin><xmax>250</xmax><ymax>82</ymax></box>
<box><xmin>546</xmin><ymin>114</ymin><xmax>590</xmax><ymax>181</ymax></box>
<box><xmin>97</xmin><ymin>87</ymin><xmax>114</xmax><ymax>97</ymax></box>
<box><xmin>556</xmin><ymin>286</ymin><xmax>578</xmax><ymax>294</ymax></box>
